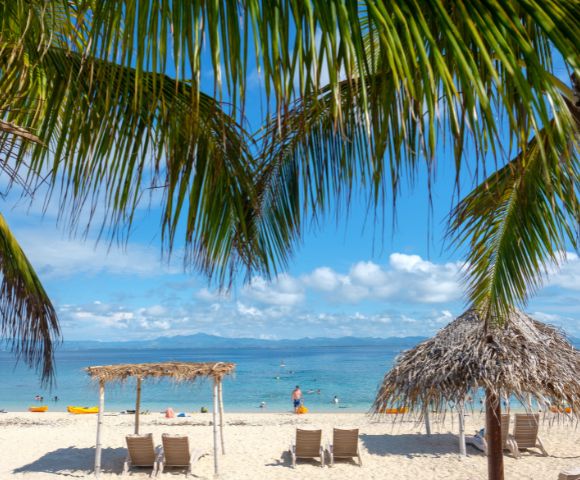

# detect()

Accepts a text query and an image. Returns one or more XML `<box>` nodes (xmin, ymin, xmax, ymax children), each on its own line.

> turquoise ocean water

<box><xmin>0</xmin><ymin>344</ymin><xmax>405</xmax><ymax>413</ymax></box>
<box><xmin>2</xmin><ymin>339</ymin><xmax>578</xmax><ymax>413</ymax></box>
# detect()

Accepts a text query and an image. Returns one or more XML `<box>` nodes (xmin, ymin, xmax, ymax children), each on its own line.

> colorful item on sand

<box><xmin>28</xmin><ymin>406</ymin><xmax>48</xmax><ymax>412</ymax></box>
<box><xmin>67</xmin><ymin>406</ymin><xmax>99</xmax><ymax>414</ymax></box>
<box><xmin>382</xmin><ymin>406</ymin><xmax>409</xmax><ymax>414</ymax></box>
<box><xmin>297</xmin><ymin>405</ymin><xmax>308</xmax><ymax>414</ymax></box>
<box><xmin>550</xmin><ymin>405</ymin><xmax>572</xmax><ymax>414</ymax></box>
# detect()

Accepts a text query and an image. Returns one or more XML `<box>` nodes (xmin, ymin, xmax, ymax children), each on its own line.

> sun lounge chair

<box><xmin>328</xmin><ymin>428</ymin><xmax>362</xmax><ymax>466</ymax></box>
<box><xmin>158</xmin><ymin>434</ymin><xmax>200</xmax><ymax>476</ymax></box>
<box><xmin>481</xmin><ymin>414</ymin><xmax>513</xmax><ymax>455</ymax></box>
<box><xmin>558</xmin><ymin>467</ymin><xmax>580</xmax><ymax>480</ymax></box>
<box><xmin>290</xmin><ymin>429</ymin><xmax>324</xmax><ymax>468</ymax></box>
<box><xmin>123</xmin><ymin>433</ymin><xmax>160</xmax><ymax>477</ymax></box>
<box><xmin>508</xmin><ymin>413</ymin><xmax>548</xmax><ymax>458</ymax></box>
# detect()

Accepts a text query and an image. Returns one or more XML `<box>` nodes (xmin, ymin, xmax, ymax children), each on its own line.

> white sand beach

<box><xmin>0</xmin><ymin>411</ymin><xmax>578</xmax><ymax>479</ymax></box>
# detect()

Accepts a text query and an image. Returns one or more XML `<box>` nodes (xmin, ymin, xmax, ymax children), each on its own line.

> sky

<box><xmin>4</xmin><ymin>158</ymin><xmax>580</xmax><ymax>342</ymax></box>
<box><xmin>2</xmin><ymin>25</ymin><xmax>579</xmax><ymax>343</ymax></box>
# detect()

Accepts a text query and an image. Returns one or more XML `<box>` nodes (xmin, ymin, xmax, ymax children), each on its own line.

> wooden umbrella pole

<box><xmin>485</xmin><ymin>389</ymin><xmax>504</xmax><ymax>480</ymax></box>
<box><xmin>94</xmin><ymin>381</ymin><xmax>105</xmax><ymax>478</ymax></box>
<box><xmin>135</xmin><ymin>377</ymin><xmax>142</xmax><ymax>435</ymax></box>
<box><xmin>424</xmin><ymin>404</ymin><xmax>432</xmax><ymax>436</ymax></box>
<box><xmin>218</xmin><ymin>380</ymin><xmax>225</xmax><ymax>454</ymax></box>
<box><xmin>212</xmin><ymin>380</ymin><xmax>219</xmax><ymax>477</ymax></box>
<box><xmin>458</xmin><ymin>400</ymin><xmax>466</xmax><ymax>456</ymax></box>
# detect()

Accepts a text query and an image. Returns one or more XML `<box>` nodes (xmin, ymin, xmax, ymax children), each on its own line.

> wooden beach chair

<box><xmin>290</xmin><ymin>429</ymin><xmax>324</xmax><ymax>468</ymax></box>
<box><xmin>328</xmin><ymin>428</ymin><xmax>362</xmax><ymax>466</ymax></box>
<box><xmin>482</xmin><ymin>414</ymin><xmax>513</xmax><ymax>455</ymax></box>
<box><xmin>158</xmin><ymin>434</ymin><xmax>200</xmax><ymax>476</ymax></box>
<box><xmin>123</xmin><ymin>433</ymin><xmax>160</xmax><ymax>477</ymax></box>
<box><xmin>558</xmin><ymin>467</ymin><xmax>580</xmax><ymax>480</ymax></box>
<box><xmin>508</xmin><ymin>413</ymin><xmax>548</xmax><ymax>458</ymax></box>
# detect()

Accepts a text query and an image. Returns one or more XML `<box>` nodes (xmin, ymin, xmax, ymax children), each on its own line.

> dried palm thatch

<box><xmin>86</xmin><ymin>361</ymin><xmax>235</xmax><ymax>384</ymax></box>
<box><xmin>373</xmin><ymin>309</ymin><xmax>580</xmax><ymax>417</ymax></box>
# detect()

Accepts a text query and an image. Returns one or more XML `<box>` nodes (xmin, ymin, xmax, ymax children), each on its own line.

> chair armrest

<box><xmin>190</xmin><ymin>448</ymin><xmax>203</xmax><ymax>463</ymax></box>
<box><xmin>536</xmin><ymin>436</ymin><xmax>548</xmax><ymax>456</ymax></box>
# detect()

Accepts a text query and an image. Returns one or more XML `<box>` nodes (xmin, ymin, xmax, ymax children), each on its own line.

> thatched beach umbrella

<box><xmin>372</xmin><ymin>309</ymin><xmax>580</xmax><ymax>455</ymax></box>
<box><xmin>86</xmin><ymin>361</ymin><xmax>235</xmax><ymax>478</ymax></box>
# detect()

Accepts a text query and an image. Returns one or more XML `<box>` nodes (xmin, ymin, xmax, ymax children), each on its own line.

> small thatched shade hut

<box><xmin>87</xmin><ymin>361</ymin><xmax>235</xmax><ymax>478</ymax></box>
<box><xmin>372</xmin><ymin>309</ymin><xmax>580</xmax><ymax>456</ymax></box>
<box><xmin>373</xmin><ymin>309</ymin><xmax>580</xmax><ymax>414</ymax></box>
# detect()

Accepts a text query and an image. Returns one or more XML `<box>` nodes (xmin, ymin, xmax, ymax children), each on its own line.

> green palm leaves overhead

<box><xmin>449</xmin><ymin>90</ymin><xmax>579</xmax><ymax>327</ymax></box>
<box><xmin>0</xmin><ymin>0</ymin><xmax>579</xmax><ymax>383</ymax></box>
<box><xmin>0</xmin><ymin>213</ymin><xmax>60</xmax><ymax>384</ymax></box>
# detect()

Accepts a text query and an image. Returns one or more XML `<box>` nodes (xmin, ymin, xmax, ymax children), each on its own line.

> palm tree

<box><xmin>251</xmin><ymin>4</ymin><xmax>578</xmax><ymax>480</ymax></box>
<box><xmin>447</xmin><ymin>75</ymin><xmax>579</xmax><ymax>479</ymax></box>
<box><xmin>0</xmin><ymin>1</ymin><xmax>270</xmax><ymax>385</ymax></box>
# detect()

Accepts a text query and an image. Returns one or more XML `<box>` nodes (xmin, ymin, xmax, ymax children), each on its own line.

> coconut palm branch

<box><xmin>0</xmin><ymin>213</ymin><xmax>60</xmax><ymax>385</ymax></box>
<box><xmin>253</xmin><ymin>0</ymin><xmax>579</xmax><ymax>247</ymax></box>
<box><xmin>0</xmin><ymin>2</ymin><xmax>266</xmax><ymax>383</ymax></box>
<box><xmin>448</xmin><ymin>115</ymin><xmax>579</xmax><ymax>327</ymax></box>
<box><xmin>6</xmin><ymin>0</ymin><xmax>578</xmax><ymax>171</ymax></box>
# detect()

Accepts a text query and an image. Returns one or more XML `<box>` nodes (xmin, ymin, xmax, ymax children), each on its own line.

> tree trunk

<box><xmin>485</xmin><ymin>389</ymin><xmax>504</xmax><ymax>480</ymax></box>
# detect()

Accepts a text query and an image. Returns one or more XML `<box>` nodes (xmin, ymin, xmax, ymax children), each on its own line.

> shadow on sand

<box><xmin>13</xmin><ymin>446</ymin><xmax>126</xmax><ymax>477</ymax></box>
<box><xmin>361</xmin><ymin>433</ymin><xmax>469</xmax><ymax>458</ymax></box>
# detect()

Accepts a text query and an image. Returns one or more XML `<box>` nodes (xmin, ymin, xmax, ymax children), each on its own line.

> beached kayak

<box><xmin>29</xmin><ymin>406</ymin><xmax>48</xmax><ymax>412</ymax></box>
<box><xmin>67</xmin><ymin>406</ymin><xmax>99</xmax><ymax>414</ymax></box>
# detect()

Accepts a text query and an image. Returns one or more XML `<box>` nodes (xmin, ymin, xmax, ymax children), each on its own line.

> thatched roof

<box><xmin>86</xmin><ymin>361</ymin><xmax>235</xmax><ymax>383</ymax></box>
<box><xmin>373</xmin><ymin>309</ymin><xmax>580</xmax><ymax>416</ymax></box>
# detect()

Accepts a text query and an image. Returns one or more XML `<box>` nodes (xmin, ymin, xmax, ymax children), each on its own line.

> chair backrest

<box><xmin>295</xmin><ymin>429</ymin><xmax>322</xmax><ymax>457</ymax></box>
<box><xmin>500</xmin><ymin>414</ymin><xmax>510</xmax><ymax>447</ymax></box>
<box><xmin>514</xmin><ymin>413</ymin><xmax>540</xmax><ymax>448</ymax></box>
<box><xmin>126</xmin><ymin>434</ymin><xmax>156</xmax><ymax>466</ymax></box>
<box><xmin>332</xmin><ymin>428</ymin><xmax>359</xmax><ymax>456</ymax></box>
<box><xmin>162</xmin><ymin>434</ymin><xmax>191</xmax><ymax>466</ymax></box>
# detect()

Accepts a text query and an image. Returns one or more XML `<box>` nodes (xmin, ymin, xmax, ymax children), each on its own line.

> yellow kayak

<box><xmin>67</xmin><ymin>406</ymin><xmax>99</xmax><ymax>414</ymax></box>
<box><xmin>29</xmin><ymin>406</ymin><xmax>48</xmax><ymax>412</ymax></box>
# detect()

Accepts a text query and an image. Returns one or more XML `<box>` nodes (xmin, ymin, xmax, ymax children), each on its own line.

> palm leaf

<box><xmin>0</xmin><ymin>42</ymin><xmax>270</xmax><ymax>286</ymax></box>
<box><xmin>448</xmin><ymin>116</ymin><xmax>579</xmax><ymax>326</ymax></box>
<box><xmin>0</xmin><ymin>213</ymin><xmax>60</xmax><ymax>385</ymax></box>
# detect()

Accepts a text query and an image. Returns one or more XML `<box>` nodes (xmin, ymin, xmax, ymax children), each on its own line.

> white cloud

<box><xmin>302</xmin><ymin>254</ymin><xmax>464</xmax><ymax>304</ymax></box>
<box><xmin>16</xmin><ymin>228</ymin><xmax>178</xmax><ymax>278</ymax></box>
<box><xmin>547</xmin><ymin>252</ymin><xmax>580</xmax><ymax>291</ymax></box>
<box><xmin>304</xmin><ymin>267</ymin><xmax>344</xmax><ymax>291</ymax></box>
<box><xmin>242</xmin><ymin>274</ymin><xmax>304</xmax><ymax>306</ymax></box>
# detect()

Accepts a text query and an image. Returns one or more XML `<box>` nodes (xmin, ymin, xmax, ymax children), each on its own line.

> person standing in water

<box><xmin>291</xmin><ymin>386</ymin><xmax>302</xmax><ymax>413</ymax></box>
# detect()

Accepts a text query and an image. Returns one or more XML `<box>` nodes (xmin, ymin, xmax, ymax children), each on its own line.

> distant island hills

<box><xmin>56</xmin><ymin>333</ymin><xmax>429</xmax><ymax>351</ymax></box>
<box><xmin>2</xmin><ymin>332</ymin><xmax>578</xmax><ymax>352</ymax></box>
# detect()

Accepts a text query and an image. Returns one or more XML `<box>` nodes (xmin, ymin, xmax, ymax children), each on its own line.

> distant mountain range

<box><xmin>2</xmin><ymin>332</ymin><xmax>578</xmax><ymax>352</ymax></box>
<box><xmin>56</xmin><ymin>333</ymin><xmax>428</xmax><ymax>351</ymax></box>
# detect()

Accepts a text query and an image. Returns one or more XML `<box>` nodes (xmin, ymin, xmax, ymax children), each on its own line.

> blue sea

<box><xmin>0</xmin><ymin>344</ymin><xmax>407</xmax><ymax>413</ymax></box>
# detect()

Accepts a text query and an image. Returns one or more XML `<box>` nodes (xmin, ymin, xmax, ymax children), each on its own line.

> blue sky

<box><xmin>4</xmin><ymin>156</ymin><xmax>580</xmax><ymax>342</ymax></box>
<box><xmin>3</xmin><ymin>35</ymin><xmax>579</xmax><ymax>343</ymax></box>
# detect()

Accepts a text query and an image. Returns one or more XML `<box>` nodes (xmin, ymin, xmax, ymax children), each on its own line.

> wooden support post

<box><xmin>486</xmin><ymin>389</ymin><xmax>504</xmax><ymax>480</ymax></box>
<box><xmin>135</xmin><ymin>377</ymin><xmax>142</xmax><ymax>435</ymax></box>
<box><xmin>212</xmin><ymin>380</ymin><xmax>219</xmax><ymax>477</ymax></box>
<box><xmin>218</xmin><ymin>380</ymin><xmax>225</xmax><ymax>454</ymax></box>
<box><xmin>458</xmin><ymin>400</ymin><xmax>466</xmax><ymax>456</ymax></box>
<box><xmin>424</xmin><ymin>405</ymin><xmax>432</xmax><ymax>436</ymax></box>
<box><xmin>94</xmin><ymin>381</ymin><xmax>105</xmax><ymax>478</ymax></box>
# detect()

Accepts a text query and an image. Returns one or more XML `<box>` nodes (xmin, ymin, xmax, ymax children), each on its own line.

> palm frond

<box><xmin>0</xmin><ymin>213</ymin><xmax>60</xmax><ymax>385</ymax></box>
<box><xmin>448</xmin><ymin>118</ymin><xmax>579</xmax><ymax>326</ymax></box>
<box><xmin>6</xmin><ymin>1</ymin><xmax>578</xmax><ymax>170</ymax></box>
<box><xmin>0</xmin><ymin>42</ymin><xmax>271</xmax><ymax>286</ymax></box>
